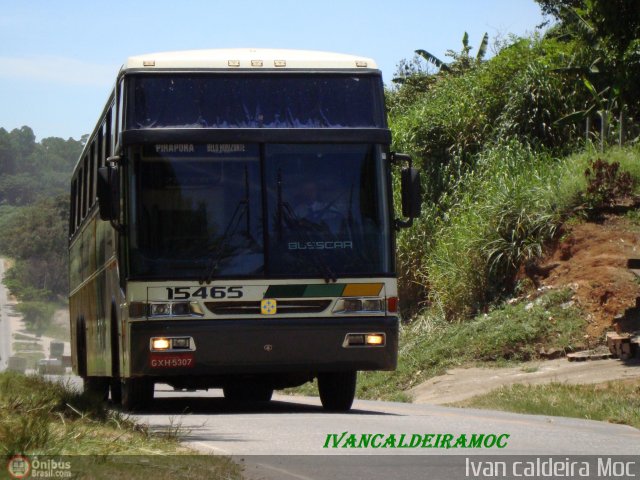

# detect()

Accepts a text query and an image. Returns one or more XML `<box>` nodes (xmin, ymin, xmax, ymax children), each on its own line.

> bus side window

<box><xmin>70</xmin><ymin>179</ymin><xmax>77</xmax><ymax>236</ymax></box>
<box><xmin>82</xmin><ymin>157</ymin><xmax>89</xmax><ymax>219</ymax></box>
<box><xmin>89</xmin><ymin>143</ymin><xmax>96</xmax><ymax>208</ymax></box>
<box><xmin>98</xmin><ymin>126</ymin><xmax>104</xmax><ymax>169</ymax></box>
<box><xmin>106</xmin><ymin>106</ymin><xmax>113</xmax><ymax>160</ymax></box>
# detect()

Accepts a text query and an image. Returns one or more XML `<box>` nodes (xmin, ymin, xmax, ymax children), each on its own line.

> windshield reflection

<box><xmin>128</xmin><ymin>144</ymin><xmax>391</xmax><ymax>279</ymax></box>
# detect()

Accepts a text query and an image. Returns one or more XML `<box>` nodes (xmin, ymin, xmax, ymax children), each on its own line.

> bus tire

<box><xmin>223</xmin><ymin>384</ymin><xmax>273</xmax><ymax>403</ymax></box>
<box><xmin>110</xmin><ymin>378</ymin><xmax>122</xmax><ymax>404</ymax></box>
<box><xmin>84</xmin><ymin>376</ymin><xmax>109</xmax><ymax>401</ymax></box>
<box><xmin>76</xmin><ymin>317</ymin><xmax>87</xmax><ymax>378</ymax></box>
<box><xmin>121</xmin><ymin>377</ymin><xmax>154</xmax><ymax>411</ymax></box>
<box><xmin>318</xmin><ymin>371</ymin><xmax>357</xmax><ymax>412</ymax></box>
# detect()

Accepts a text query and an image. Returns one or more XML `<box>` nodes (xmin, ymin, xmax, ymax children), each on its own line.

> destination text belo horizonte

<box><xmin>323</xmin><ymin>432</ymin><xmax>510</xmax><ymax>449</ymax></box>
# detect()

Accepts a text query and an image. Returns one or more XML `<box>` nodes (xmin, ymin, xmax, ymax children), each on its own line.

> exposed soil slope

<box><xmin>531</xmin><ymin>215</ymin><xmax>640</xmax><ymax>339</ymax></box>
<box><xmin>411</xmin><ymin>214</ymin><xmax>640</xmax><ymax>404</ymax></box>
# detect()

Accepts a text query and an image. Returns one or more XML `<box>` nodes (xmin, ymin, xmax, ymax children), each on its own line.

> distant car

<box><xmin>37</xmin><ymin>358</ymin><xmax>64</xmax><ymax>375</ymax></box>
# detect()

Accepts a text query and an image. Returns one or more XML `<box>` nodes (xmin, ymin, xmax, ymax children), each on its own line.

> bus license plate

<box><xmin>149</xmin><ymin>353</ymin><xmax>195</xmax><ymax>368</ymax></box>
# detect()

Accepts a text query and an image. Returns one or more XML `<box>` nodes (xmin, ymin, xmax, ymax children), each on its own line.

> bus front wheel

<box><xmin>318</xmin><ymin>371</ymin><xmax>357</xmax><ymax>412</ymax></box>
<box><xmin>84</xmin><ymin>376</ymin><xmax>109</xmax><ymax>401</ymax></box>
<box><xmin>121</xmin><ymin>378</ymin><xmax>154</xmax><ymax>411</ymax></box>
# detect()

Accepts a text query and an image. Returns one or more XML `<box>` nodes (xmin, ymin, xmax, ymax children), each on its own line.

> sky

<box><xmin>0</xmin><ymin>0</ymin><xmax>546</xmax><ymax>141</ymax></box>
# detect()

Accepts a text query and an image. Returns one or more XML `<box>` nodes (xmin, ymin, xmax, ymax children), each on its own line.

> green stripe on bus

<box><xmin>303</xmin><ymin>284</ymin><xmax>345</xmax><ymax>297</ymax></box>
<box><xmin>264</xmin><ymin>285</ymin><xmax>307</xmax><ymax>298</ymax></box>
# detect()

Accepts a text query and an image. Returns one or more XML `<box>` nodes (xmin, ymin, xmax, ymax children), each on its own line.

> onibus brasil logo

<box><xmin>7</xmin><ymin>454</ymin><xmax>72</xmax><ymax>478</ymax></box>
<box><xmin>7</xmin><ymin>455</ymin><xmax>30</xmax><ymax>479</ymax></box>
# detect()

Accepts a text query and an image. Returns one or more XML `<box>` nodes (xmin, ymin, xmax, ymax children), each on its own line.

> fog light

<box><xmin>151</xmin><ymin>338</ymin><xmax>170</xmax><ymax>350</ymax></box>
<box><xmin>365</xmin><ymin>334</ymin><xmax>385</xmax><ymax>346</ymax></box>
<box><xmin>172</xmin><ymin>337</ymin><xmax>190</xmax><ymax>349</ymax></box>
<box><xmin>346</xmin><ymin>334</ymin><xmax>365</xmax><ymax>346</ymax></box>
<box><xmin>343</xmin><ymin>333</ymin><xmax>385</xmax><ymax>348</ymax></box>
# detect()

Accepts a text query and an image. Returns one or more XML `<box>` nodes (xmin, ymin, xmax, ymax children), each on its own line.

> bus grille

<box><xmin>204</xmin><ymin>300</ymin><xmax>332</xmax><ymax>315</ymax></box>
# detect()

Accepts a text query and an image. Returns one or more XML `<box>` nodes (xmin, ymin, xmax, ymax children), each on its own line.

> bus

<box><xmin>69</xmin><ymin>49</ymin><xmax>421</xmax><ymax>412</ymax></box>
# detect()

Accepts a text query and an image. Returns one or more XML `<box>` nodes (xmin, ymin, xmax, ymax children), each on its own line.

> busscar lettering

<box><xmin>155</xmin><ymin>144</ymin><xmax>195</xmax><ymax>153</ymax></box>
<box><xmin>288</xmin><ymin>241</ymin><xmax>353</xmax><ymax>250</ymax></box>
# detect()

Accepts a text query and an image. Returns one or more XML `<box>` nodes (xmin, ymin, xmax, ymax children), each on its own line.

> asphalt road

<box><xmin>133</xmin><ymin>386</ymin><xmax>640</xmax><ymax>480</ymax></box>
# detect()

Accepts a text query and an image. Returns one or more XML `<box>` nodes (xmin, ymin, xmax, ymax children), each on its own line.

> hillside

<box><xmin>531</xmin><ymin>213</ymin><xmax>640</xmax><ymax>339</ymax></box>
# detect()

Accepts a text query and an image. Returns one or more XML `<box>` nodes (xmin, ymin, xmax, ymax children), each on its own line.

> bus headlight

<box><xmin>151</xmin><ymin>338</ymin><xmax>170</xmax><ymax>350</ymax></box>
<box><xmin>129</xmin><ymin>302</ymin><xmax>205</xmax><ymax>318</ymax></box>
<box><xmin>333</xmin><ymin>297</ymin><xmax>384</xmax><ymax>314</ymax></box>
<box><xmin>343</xmin><ymin>332</ymin><xmax>386</xmax><ymax>347</ymax></box>
<box><xmin>150</xmin><ymin>303</ymin><xmax>172</xmax><ymax>316</ymax></box>
<box><xmin>149</xmin><ymin>336</ymin><xmax>196</xmax><ymax>351</ymax></box>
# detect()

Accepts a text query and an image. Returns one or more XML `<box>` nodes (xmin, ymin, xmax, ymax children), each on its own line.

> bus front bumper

<box><xmin>129</xmin><ymin>316</ymin><xmax>398</xmax><ymax>376</ymax></box>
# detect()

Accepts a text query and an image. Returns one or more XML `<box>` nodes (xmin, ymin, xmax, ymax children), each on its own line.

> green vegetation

<box><xmin>0</xmin><ymin>126</ymin><xmax>80</xmax><ymax>305</ymax></box>
<box><xmin>454</xmin><ymin>380</ymin><xmax>640</xmax><ymax>429</ymax></box>
<box><xmin>0</xmin><ymin>372</ymin><xmax>242</xmax><ymax>478</ymax></box>
<box><xmin>355</xmin><ymin>0</ymin><xmax>640</xmax><ymax>411</ymax></box>
<box><xmin>13</xmin><ymin>301</ymin><xmax>59</xmax><ymax>334</ymax></box>
<box><xmin>289</xmin><ymin>289</ymin><xmax>587</xmax><ymax>401</ymax></box>
<box><xmin>389</xmin><ymin>0</ymin><xmax>640</xmax><ymax>318</ymax></box>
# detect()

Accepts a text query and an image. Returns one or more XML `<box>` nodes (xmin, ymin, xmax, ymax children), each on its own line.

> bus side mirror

<box><xmin>401</xmin><ymin>167</ymin><xmax>422</xmax><ymax>219</ymax></box>
<box><xmin>97</xmin><ymin>166</ymin><xmax>117</xmax><ymax>221</ymax></box>
<box><xmin>396</xmin><ymin>167</ymin><xmax>422</xmax><ymax>229</ymax></box>
<box><xmin>390</xmin><ymin>152</ymin><xmax>422</xmax><ymax>229</ymax></box>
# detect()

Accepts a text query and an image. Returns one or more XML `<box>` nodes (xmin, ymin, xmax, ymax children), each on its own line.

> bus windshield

<box><xmin>128</xmin><ymin>143</ymin><xmax>392</xmax><ymax>279</ymax></box>
<box><xmin>127</xmin><ymin>74</ymin><xmax>385</xmax><ymax>129</ymax></box>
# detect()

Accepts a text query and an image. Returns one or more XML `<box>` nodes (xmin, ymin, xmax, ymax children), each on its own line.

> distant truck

<box><xmin>8</xmin><ymin>356</ymin><xmax>26</xmax><ymax>373</ymax></box>
<box><xmin>50</xmin><ymin>341</ymin><xmax>64</xmax><ymax>359</ymax></box>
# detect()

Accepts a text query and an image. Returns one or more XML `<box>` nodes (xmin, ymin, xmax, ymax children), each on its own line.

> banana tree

<box><xmin>415</xmin><ymin>32</ymin><xmax>489</xmax><ymax>75</ymax></box>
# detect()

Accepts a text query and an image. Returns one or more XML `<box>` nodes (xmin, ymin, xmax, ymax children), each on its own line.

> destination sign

<box><xmin>144</xmin><ymin>144</ymin><xmax>253</xmax><ymax>157</ymax></box>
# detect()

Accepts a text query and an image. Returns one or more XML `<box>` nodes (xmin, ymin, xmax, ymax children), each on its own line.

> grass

<box><xmin>0</xmin><ymin>372</ymin><xmax>243</xmax><ymax>479</ymax></box>
<box><xmin>453</xmin><ymin>380</ymin><xmax>640</xmax><ymax>429</ymax></box>
<box><xmin>285</xmin><ymin>288</ymin><xmax>587</xmax><ymax>402</ymax></box>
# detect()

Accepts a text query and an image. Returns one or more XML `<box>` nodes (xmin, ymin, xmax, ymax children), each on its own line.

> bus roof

<box><xmin>122</xmin><ymin>49</ymin><xmax>378</xmax><ymax>72</ymax></box>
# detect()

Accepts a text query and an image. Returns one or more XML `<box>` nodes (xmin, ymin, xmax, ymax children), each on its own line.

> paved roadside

<box><xmin>410</xmin><ymin>357</ymin><xmax>640</xmax><ymax>405</ymax></box>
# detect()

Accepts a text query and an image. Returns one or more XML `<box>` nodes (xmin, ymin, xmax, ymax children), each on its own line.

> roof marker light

<box><xmin>228</xmin><ymin>60</ymin><xmax>241</xmax><ymax>67</ymax></box>
<box><xmin>355</xmin><ymin>60</ymin><xmax>368</xmax><ymax>67</ymax></box>
<box><xmin>143</xmin><ymin>60</ymin><xmax>156</xmax><ymax>67</ymax></box>
<box><xmin>251</xmin><ymin>60</ymin><xmax>263</xmax><ymax>67</ymax></box>
<box><xmin>274</xmin><ymin>60</ymin><xmax>287</xmax><ymax>67</ymax></box>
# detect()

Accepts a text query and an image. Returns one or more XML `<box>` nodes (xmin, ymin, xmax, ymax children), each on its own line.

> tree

<box><xmin>415</xmin><ymin>32</ymin><xmax>489</xmax><ymax>75</ymax></box>
<box><xmin>0</xmin><ymin>195</ymin><xmax>69</xmax><ymax>300</ymax></box>
<box><xmin>537</xmin><ymin>0</ymin><xmax>640</xmax><ymax>125</ymax></box>
<box><xmin>0</xmin><ymin>128</ymin><xmax>16</xmax><ymax>175</ymax></box>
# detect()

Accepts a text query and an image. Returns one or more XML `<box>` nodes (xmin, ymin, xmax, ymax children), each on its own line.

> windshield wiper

<box><xmin>200</xmin><ymin>166</ymin><xmax>252</xmax><ymax>284</ymax></box>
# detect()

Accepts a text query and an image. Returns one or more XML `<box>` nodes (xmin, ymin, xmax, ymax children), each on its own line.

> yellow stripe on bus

<box><xmin>342</xmin><ymin>283</ymin><xmax>383</xmax><ymax>297</ymax></box>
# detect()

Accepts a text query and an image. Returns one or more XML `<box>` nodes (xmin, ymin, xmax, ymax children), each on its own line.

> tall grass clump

<box><xmin>426</xmin><ymin>142</ymin><xmax>566</xmax><ymax>318</ymax></box>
